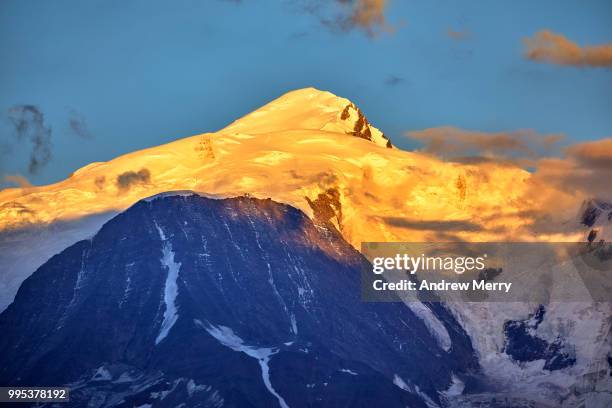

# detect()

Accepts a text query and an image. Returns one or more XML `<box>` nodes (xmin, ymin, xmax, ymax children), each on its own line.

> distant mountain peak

<box><xmin>221</xmin><ymin>87</ymin><xmax>393</xmax><ymax>148</ymax></box>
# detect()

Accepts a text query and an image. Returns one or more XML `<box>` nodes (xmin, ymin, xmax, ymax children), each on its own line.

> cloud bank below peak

<box><xmin>405</xmin><ymin>126</ymin><xmax>564</xmax><ymax>166</ymax></box>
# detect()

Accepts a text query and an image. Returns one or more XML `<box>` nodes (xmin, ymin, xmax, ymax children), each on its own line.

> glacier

<box><xmin>154</xmin><ymin>222</ymin><xmax>181</xmax><ymax>345</ymax></box>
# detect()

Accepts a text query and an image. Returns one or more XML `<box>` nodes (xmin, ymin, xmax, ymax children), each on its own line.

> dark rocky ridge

<box><xmin>340</xmin><ymin>103</ymin><xmax>393</xmax><ymax>148</ymax></box>
<box><xmin>0</xmin><ymin>193</ymin><xmax>478</xmax><ymax>407</ymax></box>
<box><xmin>503</xmin><ymin>305</ymin><xmax>576</xmax><ymax>371</ymax></box>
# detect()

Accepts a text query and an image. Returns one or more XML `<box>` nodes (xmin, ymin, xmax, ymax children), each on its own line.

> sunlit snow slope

<box><xmin>0</xmin><ymin>88</ymin><xmax>576</xmax><ymax>243</ymax></box>
<box><xmin>0</xmin><ymin>87</ymin><xmax>587</xmax><ymax>310</ymax></box>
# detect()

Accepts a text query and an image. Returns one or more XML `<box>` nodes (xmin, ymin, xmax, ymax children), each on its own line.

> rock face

<box><xmin>0</xmin><ymin>193</ymin><xmax>477</xmax><ymax>407</ymax></box>
<box><xmin>580</xmin><ymin>199</ymin><xmax>612</xmax><ymax>243</ymax></box>
<box><xmin>339</xmin><ymin>102</ymin><xmax>393</xmax><ymax>148</ymax></box>
<box><xmin>503</xmin><ymin>305</ymin><xmax>576</xmax><ymax>371</ymax></box>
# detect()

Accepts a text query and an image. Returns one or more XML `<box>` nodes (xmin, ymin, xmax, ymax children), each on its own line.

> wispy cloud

<box><xmin>406</xmin><ymin>126</ymin><xmax>563</xmax><ymax>166</ymax></box>
<box><xmin>300</xmin><ymin>0</ymin><xmax>393</xmax><ymax>37</ymax></box>
<box><xmin>3</xmin><ymin>174</ymin><xmax>33</xmax><ymax>189</ymax></box>
<box><xmin>523</xmin><ymin>30</ymin><xmax>612</xmax><ymax>68</ymax></box>
<box><xmin>534</xmin><ymin>138</ymin><xmax>612</xmax><ymax>199</ymax></box>
<box><xmin>381</xmin><ymin>216</ymin><xmax>483</xmax><ymax>232</ymax></box>
<box><xmin>7</xmin><ymin>105</ymin><xmax>52</xmax><ymax>174</ymax></box>
<box><xmin>68</xmin><ymin>111</ymin><xmax>93</xmax><ymax>139</ymax></box>
<box><xmin>447</xmin><ymin>28</ymin><xmax>470</xmax><ymax>41</ymax></box>
<box><xmin>384</xmin><ymin>74</ymin><xmax>403</xmax><ymax>86</ymax></box>
<box><xmin>565</xmin><ymin>138</ymin><xmax>612</xmax><ymax>169</ymax></box>
<box><xmin>349</xmin><ymin>0</ymin><xmax>391</xmax><ymax>36</ymax></box>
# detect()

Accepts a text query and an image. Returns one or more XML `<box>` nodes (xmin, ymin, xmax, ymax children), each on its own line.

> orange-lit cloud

<box><xmin>447</xmin><ymin>28</ymin><xmax>470</xmax><ymax>40</ymax></box>
<box><xmin>565</xmin><ymin>138</ymin><xmax>612</xmax><ymax>169</ymax></box>
<box><xmin>534</xmin><ymin>138</ymin><xmax>612</xmax><ymax>199</ymax></box>
<box><xmin>350</xmin><ymin>0</ymin><xmax>391</xmax><ymax>36</ymax></box>
<box><xmin>405</xmin><ymin>126</ymin><xmax>612</xmax><ymax>236</ymax></box>
<box><xmin>406</xmin><ymin>126</ymin><xmax>563</xmax><ymax>165</ymax></box>
<box><xmin>523</xmin><ymin>30</ymin><xmax>612</xmax><ymax>67</ymax></box>
<box><xmin>3</xmin><ymin>174</ymin><xmax>32</xmax><ymax>189</ymax></box>
<box><xmin>308</xmin><ymin>0</ymin><xmax>393</xmax><ymax>37</ymax></box>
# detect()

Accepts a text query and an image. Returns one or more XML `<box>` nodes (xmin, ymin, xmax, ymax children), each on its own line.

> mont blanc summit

<box><xmin>0</xmin><ymin>87</ymin><xmax>555</xmax><ymax>245</ymax></box>
<box><xmin>0</xmin><ymin>88</ymin><xmax>543</xmax><ymax>310</ymax></box>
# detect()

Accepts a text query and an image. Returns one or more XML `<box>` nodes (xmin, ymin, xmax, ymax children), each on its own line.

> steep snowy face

<box><xmin>0</xmin><ymin>194</ymin><xmax>478</xmax><ymax>408</ymax></box>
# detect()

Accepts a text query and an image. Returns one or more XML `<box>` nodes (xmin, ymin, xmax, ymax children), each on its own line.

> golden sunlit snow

<box><xmin>0</xmin><ymin>88</ymin><xmax>584</xmax><ymax>245</ymax></box>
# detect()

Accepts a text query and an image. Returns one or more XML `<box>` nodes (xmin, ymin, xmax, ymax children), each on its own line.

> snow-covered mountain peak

<box><xmin>221</xmin><ymin>87</ymin><xmax>393</xmax><ymax>148</ymax></box>
<box><xmin>0</xmin><ymin>88</ymin><xmax>587</xmax><ymax>311</ymax></box>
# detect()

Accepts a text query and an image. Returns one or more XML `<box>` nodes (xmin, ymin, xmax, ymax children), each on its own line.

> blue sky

<box><xmin>1</xmin><ymin>0</ymin><xmax>611</xmax><ymax>186</ymax></box>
